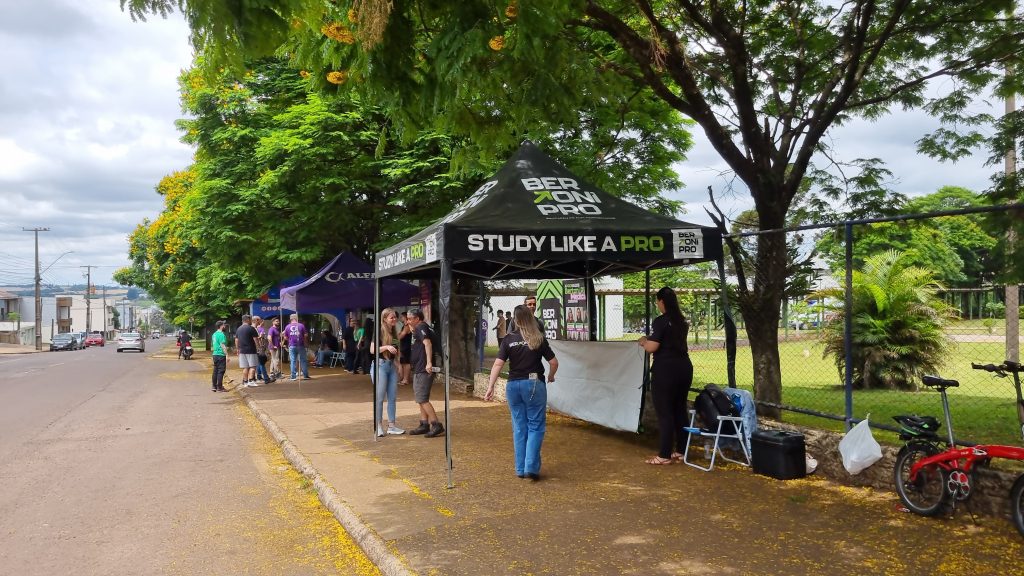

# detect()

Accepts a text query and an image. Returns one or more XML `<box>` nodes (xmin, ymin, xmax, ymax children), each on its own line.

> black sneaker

<box><xmin>408</xmin><ymin>422</ymin><xmax>430</xmax><ymax>435</ymax></box>
<box><xmin>527</xmin><ymin>473</ymin><xmax>540</xmax><ymax>481</ymax></box>
<box><xmin>425</xmin><ymin>422</ymin><xmax>445</xmax><ymax>438</ymax></box>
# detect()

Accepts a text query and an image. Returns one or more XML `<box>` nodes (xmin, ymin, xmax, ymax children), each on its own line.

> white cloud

<box><xmin>0</xmin><ymin>0</ymin><xmax>194</xmax><ymax>287</ymax></box>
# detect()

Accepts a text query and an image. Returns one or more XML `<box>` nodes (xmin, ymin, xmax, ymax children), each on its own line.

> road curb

<box><xmin>236</xmin><ymin>387</ymin><xmax>415</xmax><ymax>576</ymax></box>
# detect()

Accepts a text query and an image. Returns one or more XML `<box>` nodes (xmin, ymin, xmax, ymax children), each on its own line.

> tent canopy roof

<box><xmin>281</xmin><ymin>252</ymin><xmax>419</xmax><ymax>312</ymax></box>
<box><xmin>376</xmin><ymin>141</ymin><xmax>722</xmax><ymax>280</ymax></box>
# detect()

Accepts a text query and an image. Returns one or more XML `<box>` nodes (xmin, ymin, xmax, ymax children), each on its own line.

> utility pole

<box><xmin>22</xmin><ymin>227</ymin><xmax>49</xmax><ymax>351</ymax></box>
<box><xmin>81</xmin><ymin>265</ymin><xmax>95</xmax><ymax>333</ymax></box>
<box><xmin>102</xmin><ymin>286</ymin><xmax>107</xmax><ymax>334</ymax></box>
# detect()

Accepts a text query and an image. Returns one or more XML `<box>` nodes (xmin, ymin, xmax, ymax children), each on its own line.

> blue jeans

<box><xmin>506</xmin><ymin>378</ymin><xmax>547</xmax><ymax>476</ymax></box>
<box><xmin>370</xmin><ymin>359</ymin><xmax>398</xmax><ymax>426</ymax></box>
<box><xmin>256</xmin><ymin>358</ymin><xmax>270</xmax><ymax>382</ymax></box>
<box><xmin>288</xmin><ymin>346</ymin><xmax>309</xmax><ymax>379</ymax></box>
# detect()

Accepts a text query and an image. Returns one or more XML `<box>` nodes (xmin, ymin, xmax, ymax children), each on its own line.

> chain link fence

<box><xmin>700</xmin><ymin>208</ymin><xmax>1023</xmax><ymax>447</ymax></box>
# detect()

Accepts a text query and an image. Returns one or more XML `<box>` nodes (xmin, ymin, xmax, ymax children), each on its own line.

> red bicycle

<box><xmin>892</xmin><ymin>360</ymin><xmax>1024</xmax><ymax>536</ymax></box>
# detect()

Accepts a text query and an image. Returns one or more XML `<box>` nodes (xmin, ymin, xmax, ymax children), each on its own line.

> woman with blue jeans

<box><xmin>485</xmin><ymin>305</ymin><xmax>558</xmax><ymax>480</ymax></box>
<box><xmin>371</xmin><ymin>308</ymin><xmax>404</xmax><ymax>437</ymax></box>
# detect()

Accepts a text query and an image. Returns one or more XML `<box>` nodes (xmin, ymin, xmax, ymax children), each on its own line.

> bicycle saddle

<box><xmin>893</xmin><ymin>414</ymin><xmax>941</xmax><ymax>438</ymax></box>
<box><xmin>922</xmin><ymin>375</ymin><xmax>959</xmax><ymax>388</ymax></box>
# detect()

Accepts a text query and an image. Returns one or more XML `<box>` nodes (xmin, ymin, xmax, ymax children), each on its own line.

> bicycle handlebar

<box><xmin>971</xmin><ymin>361</ymin><xmax>1022</xmax><ymax>374</ymax></box>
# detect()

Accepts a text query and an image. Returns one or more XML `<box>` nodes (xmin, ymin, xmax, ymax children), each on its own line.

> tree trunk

<box><xmin>447</xmin><ymin>278</ymin><xmax>481</xmax><ymax>380</ymax></box>
<box><xmin>737</xmin><ymin>217</ymin><xmax>790</xmax><ymax>419</ymax></box>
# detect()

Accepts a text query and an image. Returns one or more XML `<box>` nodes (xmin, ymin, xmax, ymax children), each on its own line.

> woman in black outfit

<box><xmin>638</xmin><ymin>286</ymin><xmax>693</xmax><ymax>465</ymax></box>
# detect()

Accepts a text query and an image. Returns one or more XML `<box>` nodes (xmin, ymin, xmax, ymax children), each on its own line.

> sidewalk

<box><xmin>0</xmin><ymin>343</ymin><xmax>42</xmax><ymax>354</ymax></box>
<box><xmin>232</xmin><ymin>364</ymin><xmax>1023</xmax><ymax>575</ymax></box>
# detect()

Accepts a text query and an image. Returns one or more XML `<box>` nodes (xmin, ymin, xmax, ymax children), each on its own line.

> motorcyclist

<box><xmin>178</xmin><ymin>330</ymin><xmax>193</xmax><ymax>359</ymax></box>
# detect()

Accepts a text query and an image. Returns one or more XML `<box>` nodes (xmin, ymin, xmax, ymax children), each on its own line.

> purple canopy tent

<box><xmin>280</xmin><ymin>252</ymin><xmax>420</xmax><ymax>314</ymax></box>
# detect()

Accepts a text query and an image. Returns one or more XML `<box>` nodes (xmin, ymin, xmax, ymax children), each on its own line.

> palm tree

<box><xmin>822</xmin><ymin>250</ymin><xmax>953</xmax><ymax>390</ymax></box>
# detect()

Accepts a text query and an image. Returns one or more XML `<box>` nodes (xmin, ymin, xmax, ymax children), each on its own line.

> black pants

<box><xmin>212</xmin><ymin>355</ymin><xmax>227</xmax><ymax>390</ymax></box>
<box><xmin>651</xmin><ymin>356</ymin><xmax>693</xmax><ymax>459</ymax></box>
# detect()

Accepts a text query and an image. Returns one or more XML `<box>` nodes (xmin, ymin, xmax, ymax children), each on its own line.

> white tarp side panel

<box><xmin>546</xmin><ymin>341</ymin><xmax>644</xmax><ymax>433</ymax></box>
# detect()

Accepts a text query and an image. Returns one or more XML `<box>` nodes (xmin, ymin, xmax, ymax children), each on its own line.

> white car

<box><xmin>116</xmin><ymin>332</ymin><xmax>146</xmax><ymax>353</ymax></box>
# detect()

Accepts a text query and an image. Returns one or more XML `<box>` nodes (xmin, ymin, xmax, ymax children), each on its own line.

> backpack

<box><xmin>694</xmin><ymin>383</ymin><xmax>740</xmax><ymax>433</ymax></box>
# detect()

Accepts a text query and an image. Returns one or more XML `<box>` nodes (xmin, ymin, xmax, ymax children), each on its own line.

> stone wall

<box><xmin>758</xmin><ymin>421</ymin><xmax>1017</xmax><ymax>519</ymax></box>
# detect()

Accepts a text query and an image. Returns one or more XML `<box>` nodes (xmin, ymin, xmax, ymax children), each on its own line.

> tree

<box><xmin>821</xmin><ymin>250</ymin><xmax>953</xmax><ymax>390</ymax></box>
<box><xmin>621</xmin><ymin>266</ymin><xmax>715</xmax><ymax>332</ymax></box>
<box><xmin>815</xmin><ymin>187</ymin><xmax>998</xmax><ymax>286</ymax></box>
<box><xmin>124</xmin><ymin>1</ymin><xmax>1023</xmax><ymax>415</ymax></box>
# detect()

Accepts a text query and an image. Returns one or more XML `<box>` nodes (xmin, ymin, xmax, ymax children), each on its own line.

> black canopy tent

<box><xmin>373</xmin><ymin>141</ymin><xmax>734</xmax><ymax>486</ymax></box>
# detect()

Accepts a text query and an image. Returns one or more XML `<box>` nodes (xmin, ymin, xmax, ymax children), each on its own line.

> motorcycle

<box><xmin>182</xmin><ymin>343</ymin><xmax>193</xmax><ymax>360</ymax></box>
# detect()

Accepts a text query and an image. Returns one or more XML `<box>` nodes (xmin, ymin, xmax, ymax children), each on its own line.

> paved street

<box><xmin>0</xmin><ymin>344</ymin><xmax>378</xmax><ymax>576</ymax></box>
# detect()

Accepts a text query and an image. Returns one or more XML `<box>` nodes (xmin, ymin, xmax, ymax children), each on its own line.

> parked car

<box><xmin>85</xmin><ymin>333</ymin><xmax>105</xmax><ymax>347</ymax></box>
<box><xmin>71</xmin><ymin>332</ymin><xmax>88</xmax><ymax>348</ymax></box>
<box><xmin>50</xmin><ymin>333</ymin><xmax>77</xmax><ymax>351</ymax></box>
<box><xmin>787</xmin><ymin>313</ymin><xmax>820</xmax><ymax>330</ymax></box>
<box><xmin>151</xmin><ymin>331</ymin><xmax>161</xmax><ymax>339</ymax></box>
<box><xmin>116</xmin><ymin>332</ymin><xmax>146</xmax><ymax>353</ymax></box>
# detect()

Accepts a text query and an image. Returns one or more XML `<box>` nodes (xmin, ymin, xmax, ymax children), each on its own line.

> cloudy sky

<box><xmin>0</xmin><ymin>0</ymin><xmax>193</xmax><ymax>289</ymax></box>
<box><xmin>0</xmin><ymin>1</ymin><xmax>1002</xmax><ymax>289</ymax></box>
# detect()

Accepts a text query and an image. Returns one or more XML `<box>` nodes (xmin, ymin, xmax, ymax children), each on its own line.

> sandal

<box><xmin>670</xmin><ymin>452</ymin><xmax>684</xmax><ymax>461</ymax></box>
<box><xmin>645</xmin><ymin>456</ymin><xmax>674</xmax><ymax>465</ymax></box>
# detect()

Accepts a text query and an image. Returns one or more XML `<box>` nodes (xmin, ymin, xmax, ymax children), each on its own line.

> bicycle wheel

<box><xmin>1011</xmin><ymin>474</ymin><xmax>1024</xmax><ymax>538</ymax></box>
<box><xmin>894</xmin><ymin>442</ymin><xmax>948</xmax><ymax>517</ymax></box>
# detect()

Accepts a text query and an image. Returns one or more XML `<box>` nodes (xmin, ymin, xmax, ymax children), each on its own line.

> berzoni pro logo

<box><xmin>523</xmin><ymin>177</ymin><xmax>602</xmax><ymax>216</ymax></box>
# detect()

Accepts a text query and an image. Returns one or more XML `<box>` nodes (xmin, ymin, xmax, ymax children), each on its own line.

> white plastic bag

<box><xmin>838</xmin><ymin>416</ymin><xmax>883</xmax><ymax>475</ymax></box>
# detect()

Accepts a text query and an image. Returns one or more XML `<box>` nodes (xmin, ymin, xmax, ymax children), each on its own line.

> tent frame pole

<box><xmin>373</xmin><ymin>259</ymin><xmax>381</xmax><ymax>441</ymax></box>
<box><xmin>441</xmin><ymin>258</ymin><xmax>454</xmax><ymax>488</ymax></box>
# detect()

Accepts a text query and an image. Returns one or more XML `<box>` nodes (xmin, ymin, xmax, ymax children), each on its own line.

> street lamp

<box><xmin>41</xmin><ymin>251</ymin><xmax>73</xmax><ymax>275</ymax></box>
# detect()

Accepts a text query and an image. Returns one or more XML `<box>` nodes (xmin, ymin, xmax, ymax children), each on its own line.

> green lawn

<box><xmin>690</xmin><ymin>338</ymin><xmax>1022</xmax><ymax>446</ymax></box>
<box><xmin>484</xmin><ymin>322</ymin><xmax>1022</xmax><ymax>446</ymax></box>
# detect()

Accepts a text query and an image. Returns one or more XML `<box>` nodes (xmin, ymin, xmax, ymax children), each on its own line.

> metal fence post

<box><xmin>844</xmin><ymin>222</ymin><xmax>855</xmax><ymax>431</ymax></box>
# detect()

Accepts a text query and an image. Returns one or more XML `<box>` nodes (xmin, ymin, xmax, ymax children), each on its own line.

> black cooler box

<box><xmin>751</xmin><ymin>429</ymin><xmax>806</xmax><ymax>480</ymax></box>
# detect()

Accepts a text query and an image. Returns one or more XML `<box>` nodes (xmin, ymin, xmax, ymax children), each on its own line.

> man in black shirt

<box><xmin>177</xmin><ymin>330</ymin><xmax>192</xmax><ymax>359</ymax></box>
<box><xmin>406</xmin><ymin>308</ymin><xmax>444</xmax><ymax>438</ymax></box>
<box><xmin>315</xmin><ymin>328</ymin><xmax>340</xmax><ymax>367</ymax></box>
<box><xmin>235</xmin><ymin>315</ymin><xmax>260</xmax><ymax>387</ymax></box>
<box><xmin>341</xmin><ymin>318</ymin><xmax>358</xmax><ymax>373</ymax></box>
<box><xmin>523</xmin><ymin>295</ymin><xmax>546</xmax><ymax>333</ymax></box>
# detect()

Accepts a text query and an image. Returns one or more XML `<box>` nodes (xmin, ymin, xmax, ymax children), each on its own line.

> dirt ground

<box><xmin>237</xmin><ymin>367</ymin><xmax>1024</xmax><ymax>576</ymax></box>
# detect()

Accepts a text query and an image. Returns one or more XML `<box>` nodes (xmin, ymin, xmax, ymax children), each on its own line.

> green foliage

<box><xmin>620</xmin><ymin>265</ymin><xmax>716</xmax><ymax>329</ymax></box>
<box><xmin>821</xmin><ymin>250</ymin><xmax>954</xmax><ymax>390</ymax></box>
<box><xmin>815</xmin><ymin>187</ymin><xmax>999</xmax><ymax>287</ymax></box>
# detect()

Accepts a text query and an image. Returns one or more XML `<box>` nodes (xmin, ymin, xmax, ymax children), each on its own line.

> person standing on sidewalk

<box><xmin>370</xmin><ymin>308</ymin><xmax>404</xmax><ymax>437</ymax></box>
<box><xmin>341</xmin><ymin>317</ymin><xmax>358</xmax><ymax>373</ymax></box>
<box><xmin>235</xmin><ymin>315</ymin><xmax>260</xmax><ymax>387</ymax></box>
<box><xmin>253</xmin><ymin>316</ymin><xmax>273</xmax><ymax>384</ymax></box>
<box><xmin>406</xmin><ymin>308</ymin><xmax>445</xmax><ymax>438</ymax></box>
<box><xmin>285</xmin><ymin>313</ymin><xmax>311</xmax><ymax>381</ymax></box>
<box><xmin>485</xmin><ymin>305</ymin><xmax>558</xmax><ymax>480</ymax></box>
<box><xmin>494</xmin><ymin>309</ymin><xmax>507</xmax><ymax>347</ymax></box>
<box><xmin>267</xmin><ymin>317</ymin><xmax>283</xmax><ymax>379</ymax></box>
<box><xmin>398</xmin><ymin>312</ymin><xmax>412</xmax><ymax>386</ymax></box>
<box><xmin>211</xmin><ymin>320</ymin><xmax>229</xmax><ymax>392</ymax></box>
<box><xmin>637</xmin><ymin>286</ymin><xmax>693</xmax><ymax>465</ymax></box>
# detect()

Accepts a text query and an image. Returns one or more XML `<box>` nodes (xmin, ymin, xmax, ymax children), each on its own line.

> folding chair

<box><xmin>329</xmin><ymin>351</ymin><xmax>346</xmax><ymax>368</ymax></box>
<box><xmin>682</xmin><ymin>390</ymin><xmax>752</xmax><ymax>472</ymax></box>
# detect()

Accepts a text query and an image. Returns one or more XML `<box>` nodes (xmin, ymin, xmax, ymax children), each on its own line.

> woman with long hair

<box><xmin>370</xmin><ymin>308</ymin><xmax>404</xmax><ymax>437</ymax></box>
<box><xmin>485</xmin><ymin>305</ymin><xmax>558</xmax><ymax>480</ymax></box>
<box><xmin>638</xmin><ymin>286</ymin><xmax>693</xmax><ymax>465</ymax></box>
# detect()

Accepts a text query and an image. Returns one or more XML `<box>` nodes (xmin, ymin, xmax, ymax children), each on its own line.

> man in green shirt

<box><xmin>211</xmin><ymin>320</ymin><xmax>229</xmax><ymax>392</ymax></box>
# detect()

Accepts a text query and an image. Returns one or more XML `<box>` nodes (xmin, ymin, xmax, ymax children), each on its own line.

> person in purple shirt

<box><xmin>267</xmin><ymin>317</ymin><xmax>283</xmax><ymax>379</ymax></box>
<box><xmin>285</xmin><ymin>313</ymin><xmax>311</xmax><ymax>381</ymax></box>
